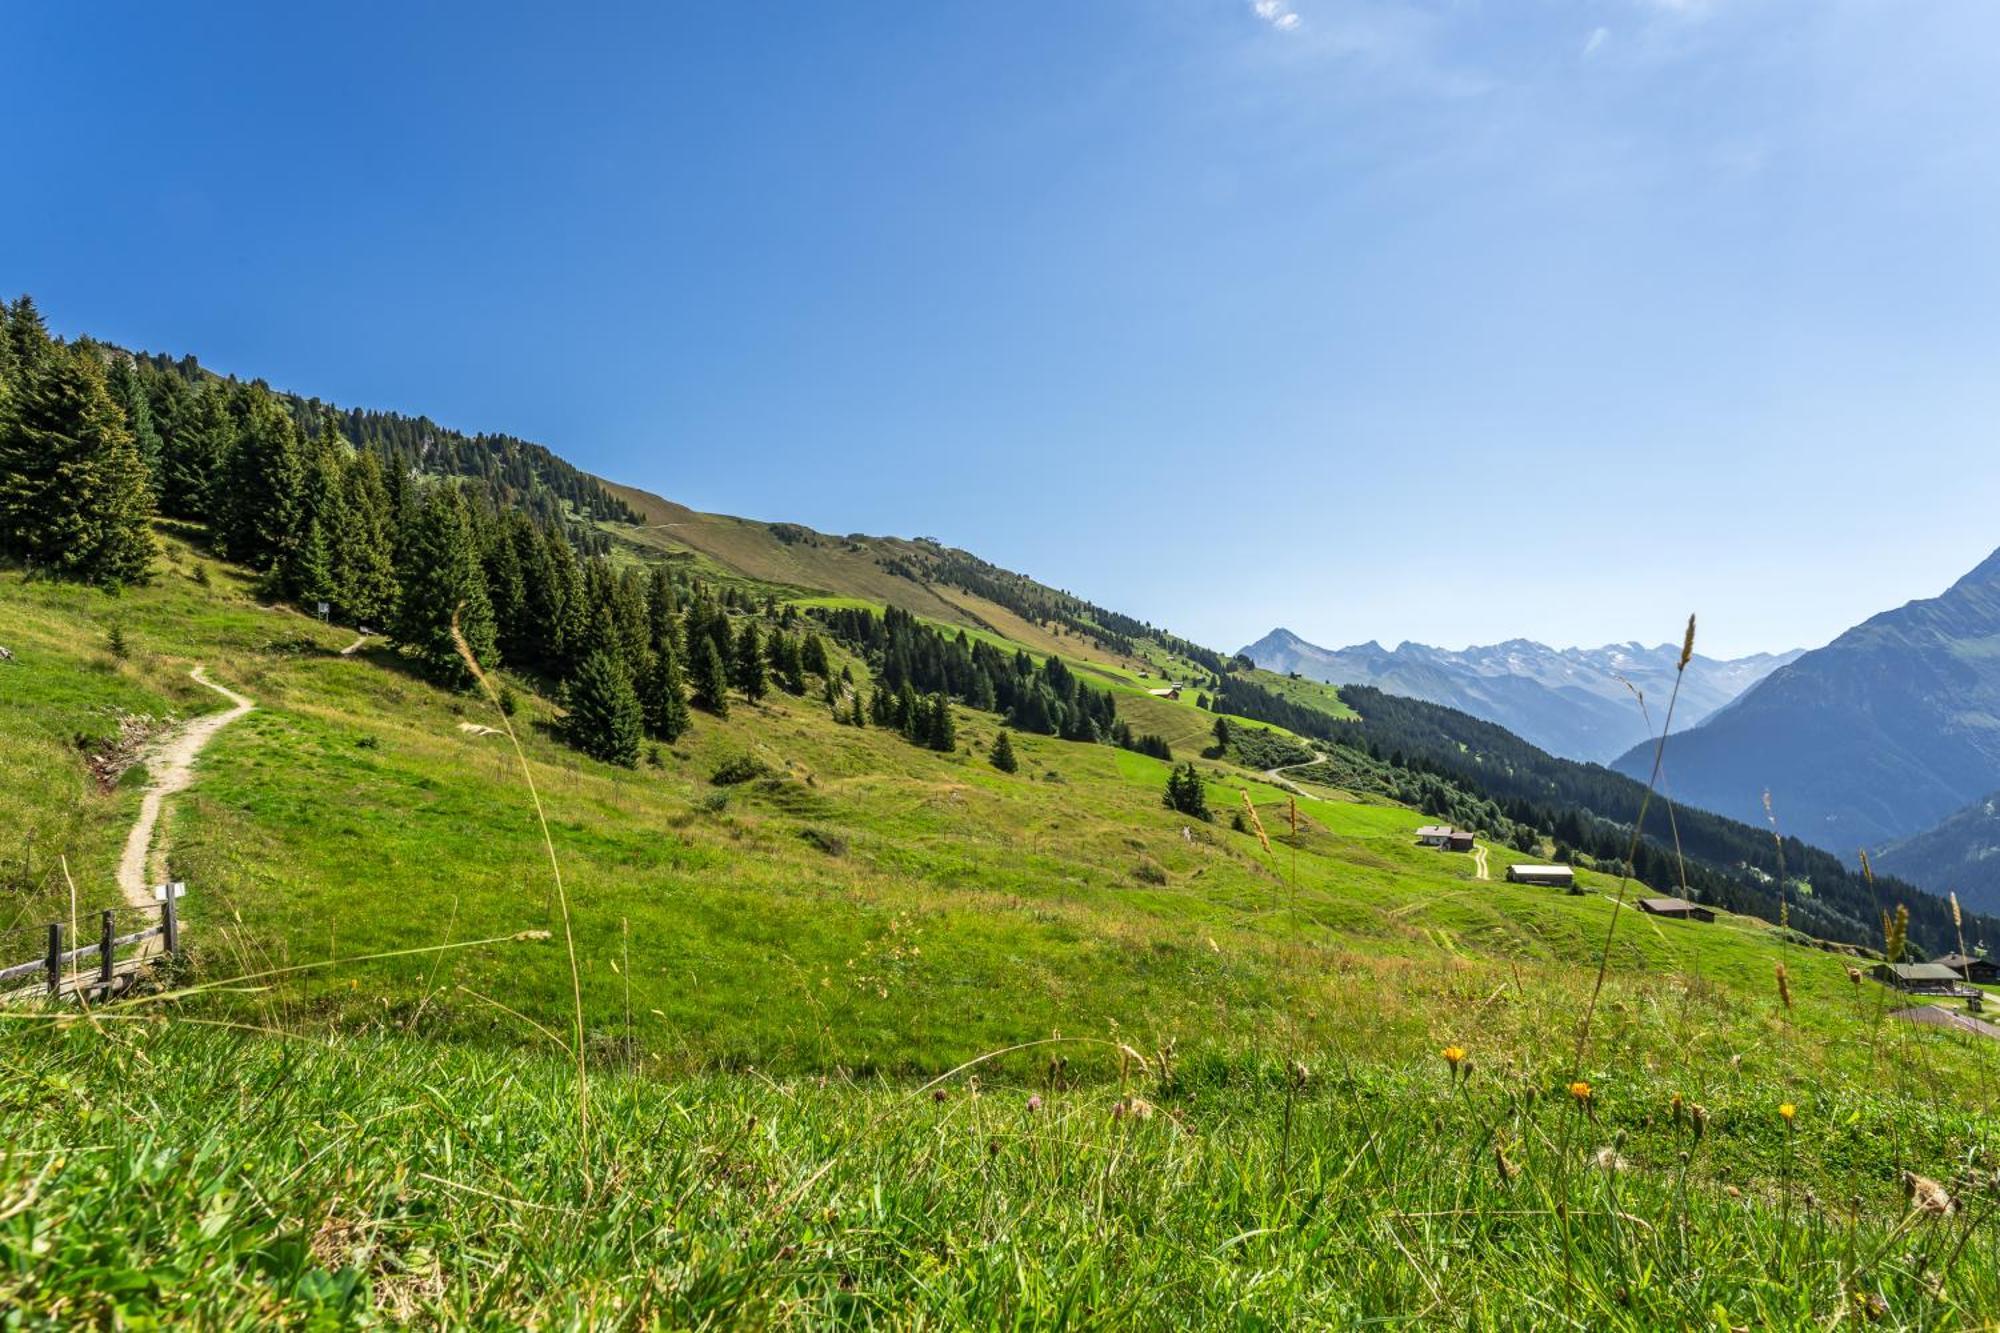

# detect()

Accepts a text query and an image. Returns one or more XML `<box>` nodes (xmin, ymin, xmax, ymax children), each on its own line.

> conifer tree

<box><xmin>215</xmin><ymin>385</ymin><xmax>303</xmax><ymax>568</ymax></box>
<box><xmin>642</xmin><ymin>638</ymin><xmax>691</xmax><ymax>742</ymax></box>
<box><xmin>926</xmin><ymin>693</ymin><xmax>956</xmax><ymax>751</ymax></box>
<box><xmin>690</xmin><ymin>635</ymin><xmax>731</xmax><ymax>716</ymax></box>
<box><xmin>332</xmin><ymin>451</ymin><xmax>397</xmax><ymax>626</ymax></box>
<box><xmin>149</xmin><ymin>375</ymin><xmax>217</xmax><ymax>520</ymax></box>
<box><xmin>283</xmin><ymin>427</ymin><xmax>348</xmax><ymax>608</ymax></box>
<box><xmin>733</xmin><ymin>620</ymin><xmax>768</xmax><ymax>701</ymax></box>
<box><xmin>645</xmin><ymin>567</ymin><xmax>679</xmax><ymax>656</ymax></box>
<box><xmin>565</xmin><ymin>649</ymin><xmax>643</xmax><ymax>767</ymax></box>
<box><xmin>771</xmin><ymin>632</ymin><xmax>807</xmax><ymax>695</ymax></box>
<box><xmin>0</xmin><ymin>342</ymin><xmax>157</xmax><ymax>586</ymax></box>
<box><xmin>989</xmin><ymin>729</ymin><xmax>1019</xmax><ymax>773</ymax></box>
<box><xmin>105</xmin><ymin>356</ymin><xmax>161</xmax><ymax>497</ymax></box>
<box><xmin>389</xmin><ymin>484</ymin><xmax>496</xmax><ymax>685</ymax></box>
<box><xmin>801</xmin><ymin>631</ymin><xmax>830</xmax><ymax>678</ymax></box>
<box><xmin>289</xmin><ymin>517</ymin><xmax>337</xmax><ymax>611</ymax></box>
<box><xmin>1162</xmin><ymin>762</ymin><xmax>1213</xmax><ymax>821</ymax></box>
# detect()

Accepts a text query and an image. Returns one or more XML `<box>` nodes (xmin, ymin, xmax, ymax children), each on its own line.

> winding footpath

<box><xmin>115</xmin><ymin>666</ymin><xmax>255</xmax><ymax>914</ymax></box>
<box><xmin>1261</xmin><ymin>753</ymin><xmax>1329</xmax><ymax>798</ymax></box>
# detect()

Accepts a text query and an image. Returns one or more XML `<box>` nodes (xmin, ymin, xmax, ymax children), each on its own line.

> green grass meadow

<box><xmin>3</xmin><ymin>537</ymin><xmax>1998</xmax><ymax>1327</ymax></box>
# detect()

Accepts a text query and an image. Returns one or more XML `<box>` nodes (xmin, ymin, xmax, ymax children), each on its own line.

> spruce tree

<box><xmin>642</xmin><ymin>639</ymin><xmax>691</xmax><ymax>742</ymax></box>
<box><xmin>1163</xmin><ymin>762</ymin><xmax>1212</xmax><ymax>821</ymax></box>
<box><xmin>389</xmin><ymin>485</ymin><xmax>496</xmax><ymax>685</ymax></box>
<box><xmin>333</xmin><ymin>451</ymin><xmax>398</xmax><ymax>627</ymax></box>
<box><xmin>105</xmin><ymin>356</ymin><xmax>161</xmax><ymax>498</ymax></box>
<box><xmin>0</xmin><ymin>343</ymin><xmax>156</xmax><ymax>586</ymax></box>
<box><xmin>801</xmin><ymin>631</ymin><xmax>830</xmax><ymax>678</ymax></box>
<box><xmin>926</xmin><ymin>693</ymin><xmax>956</xmax><ymax>751</ymax></box>
<box><xmin>215</xmin><ymin>386</ymin><xmax>302</xmax><ymax>568</ymax></box>
<box><xmin>289</xmin><ymin>517</ymin><xmax>337</xmax><ymax>612</ymax></box>
<box><xmin>690</xmin><ymin>636</ymin><xmax>731</xmax><ymax>716</ymax></box>
<box><xmin>733</xmin><ymin>620</ymin><xmax>768</xmax><ymax>701</ymax></box>
<box><xmin>565</xmin><ymin>649</ymin><xmax>643</xmax><ymax>767</ymax></box>
<box><xmin>989</xmin><ymin>728</ymin><xmax>1018</xmax><ymax>773</ymax></box>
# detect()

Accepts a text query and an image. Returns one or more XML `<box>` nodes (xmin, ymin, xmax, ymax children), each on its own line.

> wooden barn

<box><xmin>1506</xmin><ymin>864</ymin><xmax>1575</xmax><ymax>888</ymax></box>
<box><xmin>1872</xmin><ymin>962</ymin><xmax>1972</xmax><ymax>997</ymax></box>
<box><xmin>1933</xmin><ymin>952</ymin><xmax>2000</xmax><ymax>985</ymax></box>
<box><xmin>1637</xmin><ymin>896</ymin><xmax>1714</xmax><ymax>923</ymax></box>
<box><xmin>1415</xmin><ymin>825</ymin><xmax>1477</xmax><ymax>853</ymax></box>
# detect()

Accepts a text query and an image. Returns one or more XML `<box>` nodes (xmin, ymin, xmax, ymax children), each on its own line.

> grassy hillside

<box><xmin>7</xmin><ymin>536</ymin><xmax>2000</xmax><ymax>1325</ymax></box>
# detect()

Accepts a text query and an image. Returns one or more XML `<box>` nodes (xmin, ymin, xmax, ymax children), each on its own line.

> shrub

<box><xmin>799</xmin><ymin>827</ymin><xmax>848</xmax><ymax>856</ymax></box>
<box><xmin>710</xmin><ymin>754</ymin><xmax>772</xmax><ymax>786</ymax></box>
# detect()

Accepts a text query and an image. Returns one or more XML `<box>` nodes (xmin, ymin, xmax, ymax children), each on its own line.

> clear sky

<box><xmin>11</xmin><ymin>2</ymin><xmax>2000</xmax><ymax>659</ymax></box>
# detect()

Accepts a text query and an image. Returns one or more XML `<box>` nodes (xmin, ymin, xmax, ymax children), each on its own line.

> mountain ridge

<box><xmin>1609</xmin><ymin>543</ymin><xmax>2000</xmax><ymax>852</ymax></box>
<box><xmin>1239</xmin><ymin>627</ymin><xmax>1798</xmax><ymax>763</ymax></box>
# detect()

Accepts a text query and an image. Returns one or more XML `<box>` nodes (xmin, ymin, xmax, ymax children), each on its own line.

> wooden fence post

<box><xmin>162</xmin><ymin>892</ymin><xmax>179</xmax><ymax>955</ymax></box>
<box><xmin>100</xmin><ymin>909</ymin><xmax>116</xmax><ymax>990</ymax></box>
<box><xmin>46</xmin><ymin>921</ymin><xmax>62</xmax><ymax>996</ymax></box>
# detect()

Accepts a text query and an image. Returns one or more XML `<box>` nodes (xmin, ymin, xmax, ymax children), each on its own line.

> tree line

<box><xmin>813</xmin><ymin>604</ymin><xmax>1171</xmax><ymax>761</ymax></box>
<box><xmin>0</xmin><ymin>294</ymin><xmax>859</xmax><ymax>771</ymax></box>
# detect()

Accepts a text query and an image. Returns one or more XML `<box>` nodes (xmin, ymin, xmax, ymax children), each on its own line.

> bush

<box><xmin>710</xmin><ymin>754</ymin><xmax>772</xmax><ymax>786</ymax></box>
<box><xmin>799</xmin><ymin>827</ymin><xmax>848</xmax><ymax>857</ymax></box>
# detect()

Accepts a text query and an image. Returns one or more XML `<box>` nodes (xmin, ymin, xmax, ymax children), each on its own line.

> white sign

<box><xmin>153</xmin><ymin>881</ymin><xmax>186</xmax><ymax>902</ymax></box>
<box><xmin>317</xmin><ymin>602</ymin><xmax>330</xmax><ymax>619</ymax></box>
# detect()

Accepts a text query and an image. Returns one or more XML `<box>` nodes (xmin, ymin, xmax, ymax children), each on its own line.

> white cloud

<box><xmin>1252</xmin><ymin>0</ymin><xmax>1303</xmax><ymax>33</ymax></box>
<box><xmin>1582</xmin><ymin>26</ymin><xmax>1610</xmax><ymax>59</ymax></box>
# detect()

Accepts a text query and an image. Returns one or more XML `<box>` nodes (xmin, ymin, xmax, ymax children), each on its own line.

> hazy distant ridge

<box><xmin>1239</xmin><ymin>629</ymin><xmax>1799</xmax><ymax>764</ymax></box>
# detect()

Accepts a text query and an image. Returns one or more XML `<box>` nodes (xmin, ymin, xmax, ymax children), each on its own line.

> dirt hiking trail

<box><xmin>115</xmin><ymin>666</ymin><xmax>255</xmax><ymax>911</ymax></box>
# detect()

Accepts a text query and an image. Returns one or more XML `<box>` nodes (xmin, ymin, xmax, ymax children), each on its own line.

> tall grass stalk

<box><xmin>451</xmin><ymin>616</ymin><xmax>590</xmax><ymax>1171</ymax></box>
<box><xmin>1571</xmin><ymin>614</ymin><xmax>1695</xmax><ymax>1075</ymax></box>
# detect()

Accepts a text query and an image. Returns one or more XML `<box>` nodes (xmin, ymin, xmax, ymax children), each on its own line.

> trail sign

<box><xmin>317</xmin><ymin>601</ymin><xmax>330</xmax><ymax>621</ymax></box>
<box><xmin>153</xmin><ymin>881</ymin><xmax>186</xmax><ymax>902</ymax></box>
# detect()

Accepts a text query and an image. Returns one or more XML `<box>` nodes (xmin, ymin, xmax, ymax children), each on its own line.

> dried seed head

<box><xmin>1775</xmin><ymin>961</ymin><xmax>1793</xmax><ymax>1010</ymax></box>
<box><xmin>1239</xmin><ymin>790</ymin><xmax>1271</xmax><ymax>853</ymax></box>
<box><xmin>1903</xmin><ymin>1171</ymin><xmax>1956</xmax><ymax>1215</ymax></box>
<box><xmin>1679</xmin><ymin>614</ymin><xmax>1697</xmax><ymax>671</ymax></box>
<box><xmin>1950</xmin><ymin>891</ymin><xmax>1963</xmax><ymax>930</ymax></box>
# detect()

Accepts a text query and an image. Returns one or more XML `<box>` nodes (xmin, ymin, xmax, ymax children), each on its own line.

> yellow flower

<box><xmin>1441</xmin><ymin>1045</ymin><xmax>1466</xmax><ymax>1066</ymax></box>
<box><xmin>1779</xmin><ymin>1103</ymin><xmax>1796</xmax><ymax>1122</ymax></box>
<box><xmin>1569</xmin><ymin>1080</ymin><xmax>1593</xmax><ymax>1103</ymax></box>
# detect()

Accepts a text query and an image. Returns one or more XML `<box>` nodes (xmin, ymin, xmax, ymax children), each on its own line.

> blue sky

<box><xmin>11</xmin><ymin>1</ymin><xmax>2000</xmax><ymax>658</ymax></box>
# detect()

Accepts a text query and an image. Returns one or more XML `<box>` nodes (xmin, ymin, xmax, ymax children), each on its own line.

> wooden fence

<box><xmin>0</xmin><ymin>896</ymin><xmax>179</xmax><ymax>999</ymax></box>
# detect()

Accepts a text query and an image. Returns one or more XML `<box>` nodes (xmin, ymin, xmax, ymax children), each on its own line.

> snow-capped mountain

<box><xmin>1239</xmin><ymin>629</ymin><xmax>1800</xmax><ymax>764</ymax></box>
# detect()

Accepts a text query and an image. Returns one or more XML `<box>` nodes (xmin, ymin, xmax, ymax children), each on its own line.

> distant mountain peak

<box><xmin>1238</xmin><ymin>628</ymin><xmax>1799</xmax><ymax>764</ymax></box>
<box><xmin>1609</xmin><ymin>541</ymin><xmax>2000</xmax><ymax>860</ymax></box>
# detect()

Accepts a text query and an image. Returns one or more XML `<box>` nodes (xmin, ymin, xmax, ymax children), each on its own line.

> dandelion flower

<box><xmin>1441</xmin><ymin>1045</ymin><xmax>1466</xmax><ymax>1066</ymax></box>
<box><xmin>1569</xmin><ymin>1080</ymin><xmax>1592</xmax><ymax>1104</ymax></box>
<box><xmin>1779</xmin><ymin>1103</ymin><xmax>1796</xmax><ymax>1122</ymax></box>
